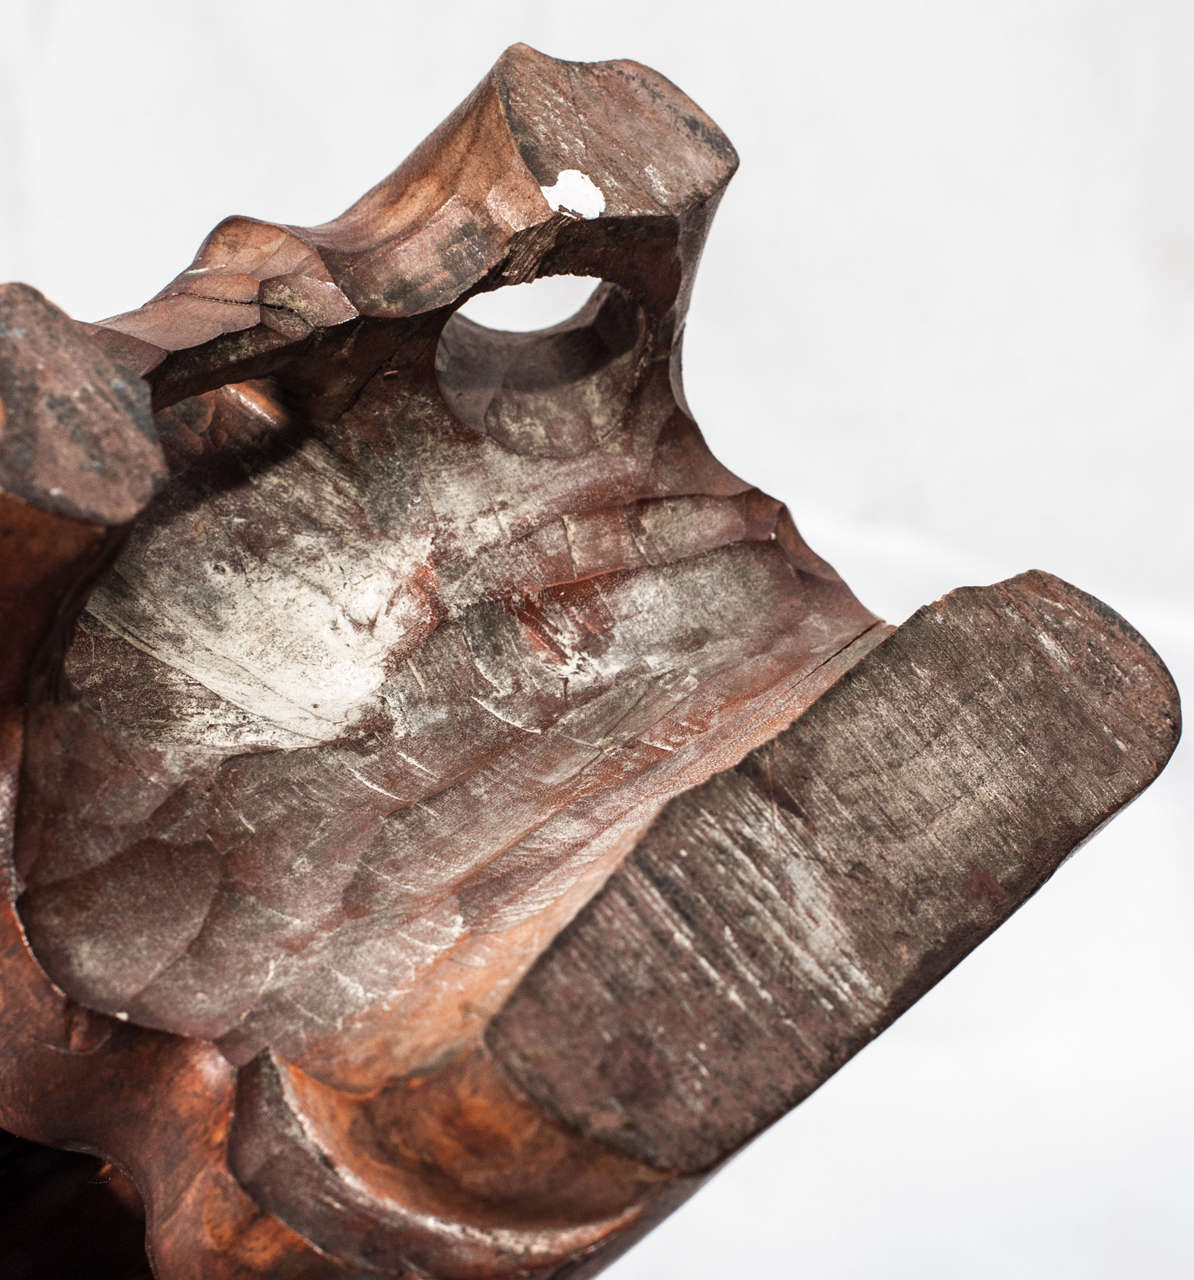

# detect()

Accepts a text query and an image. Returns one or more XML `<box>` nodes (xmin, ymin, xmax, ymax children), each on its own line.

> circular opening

<box><xmin>435</xmin><ymin>277</ymin><xmax>647</xmax><ymax>457</ymax></box>
<box><xmin>455</xmin><ymin>274</ymin><xmax>602</xmax><ymax>333</ymax></box>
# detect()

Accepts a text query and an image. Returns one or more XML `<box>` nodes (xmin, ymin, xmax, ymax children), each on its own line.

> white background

<box><xmin>2</xmin><ymin>2</ymin><xmax>1190</xmax><ymax>1276</ymax></box>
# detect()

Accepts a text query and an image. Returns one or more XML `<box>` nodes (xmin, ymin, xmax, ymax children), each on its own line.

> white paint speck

<box><xmin>540</xmin><ymin>169</ymin><xmax>606</xmax><ymax>220</ymax></box>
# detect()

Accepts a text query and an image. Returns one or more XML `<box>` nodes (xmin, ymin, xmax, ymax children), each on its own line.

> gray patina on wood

<box><xmin>490</xmin><ymin>571</ymin><xmax>1180</xmax><ymax>1173</ymax></box>
<box><xmin>0</xmin><ymin>43</ymin><xmax>1181</xmax><ymax>1280</ymax></box>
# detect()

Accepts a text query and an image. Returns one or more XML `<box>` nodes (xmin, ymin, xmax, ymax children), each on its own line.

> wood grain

<box><xmin>0</xmin><ymin>42</ymin><xmax>1180</xmax><ymax>1280</ymax></box>
<box><xmin>489</xmin><ymin>571</ymin><xmax>1180</xmax><ymax>1172</ymax></box>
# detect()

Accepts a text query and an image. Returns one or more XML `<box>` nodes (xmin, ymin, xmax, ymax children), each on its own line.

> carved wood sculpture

<box><xmin>0</xmin><ymin>43</ymin><xmax>1180</xmax><ymax>1279</ymax></box>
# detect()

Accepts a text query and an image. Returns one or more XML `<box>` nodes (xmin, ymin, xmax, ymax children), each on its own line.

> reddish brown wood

<box><xmin>0</xmin><ymin>44</ymin><xmax>1180</xmax><ymax>1279</ymax></box>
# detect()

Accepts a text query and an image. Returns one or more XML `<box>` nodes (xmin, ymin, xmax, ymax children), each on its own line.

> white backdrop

<box><xmin>2</xmin><ymin>2</ymin><xmax>1190</xmax><ymax>1276</ymax></box>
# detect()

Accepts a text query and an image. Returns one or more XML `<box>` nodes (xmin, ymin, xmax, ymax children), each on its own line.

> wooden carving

<box><xmin>0</xmin><ymin>44</ymin><xmax>1180</xmax><ymax>1279</ymax></box>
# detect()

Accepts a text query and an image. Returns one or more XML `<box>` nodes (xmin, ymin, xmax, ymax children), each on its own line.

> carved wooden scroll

<box><xmin>0</xmin><ymin>44</ymin><xmax>1179</xmax><ymax>1279</ymax></box>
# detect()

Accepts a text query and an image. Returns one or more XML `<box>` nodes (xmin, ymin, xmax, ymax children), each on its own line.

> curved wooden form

<box><xmin>0</xmin><ymin>44</ymin><xmax>1180</xmax><ymax>1279</ymax></box>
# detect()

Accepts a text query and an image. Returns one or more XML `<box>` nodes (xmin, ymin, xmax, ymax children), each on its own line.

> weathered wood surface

<box><xmin>490</xmin><ymin>572</ymin><xmax>1180</xmax><ymax>1172</ymax></box>
<box><xmin>0</xmin><ymin>43</ymin><xmax>1180</xmax><ymax>1280</ymax></box>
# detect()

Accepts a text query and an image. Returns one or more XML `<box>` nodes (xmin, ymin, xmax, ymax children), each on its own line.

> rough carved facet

<box><xmin>0</xmin><ymin>44</ymin><xmax>1180</xmax><ymax>1280</ymax></box>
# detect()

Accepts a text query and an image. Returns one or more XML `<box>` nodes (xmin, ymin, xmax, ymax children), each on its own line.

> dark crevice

<box><xmin>0</xmin><ymin>1129</ymin><xmax>151</xmax><ymax>1279</ymax></box>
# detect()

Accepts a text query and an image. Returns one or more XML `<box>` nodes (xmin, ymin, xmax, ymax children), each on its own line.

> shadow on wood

<box><xmin>0</xmin><ymin>42</ymin><xmax>1180</xmax><ymax>1280</ymax></box>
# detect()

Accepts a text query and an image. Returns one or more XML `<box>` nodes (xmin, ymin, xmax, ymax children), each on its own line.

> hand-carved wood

<box><xmin>0</xmin><ymin>43</ymin><xmax>1180</xmax><ymax>1280</ymax></box>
